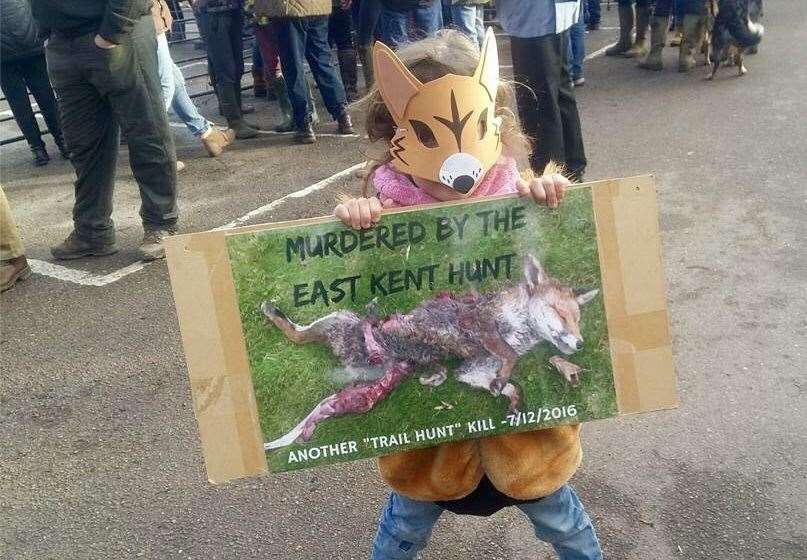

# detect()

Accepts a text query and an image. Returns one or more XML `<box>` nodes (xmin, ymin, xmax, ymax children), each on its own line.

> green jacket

<box><xmin>251</xmin><ymin>0</ymin><xmax>332</xmax><ymax>19</ymax></box>
<box><xmin>30</xmin><ymin>0</ymin><xmax>151</xmax><ymax>43</ymax></box>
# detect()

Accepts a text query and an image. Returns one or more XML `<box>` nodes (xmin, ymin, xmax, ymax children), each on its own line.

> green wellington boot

<box><xmin>623</xmin><ymin>5</ymin><xmax>651</xmax><ymax>58</ymax></box>
<box><xmin>218</xmin><ymin>83</ymin><xmax>259</xmax><ymax>139</ymax></box>
<box><xmin>605</xmin><ymin>5</ymin><xmax>635</xmax><ymax>56</ymax></box>
<box><xmin>638</xmin><ymin>16</ymin><xmax>669</xmax><ymax>70</ymax></box>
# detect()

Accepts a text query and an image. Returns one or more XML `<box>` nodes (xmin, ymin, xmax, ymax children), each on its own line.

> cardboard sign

<box><xmin>165</xmin><ymin>175</ymin><xmax>677</xmax><ymax>483</ymax></box>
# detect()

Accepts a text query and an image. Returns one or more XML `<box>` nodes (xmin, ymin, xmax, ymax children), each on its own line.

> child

<box><xmin>334</xmin><ymin>29</ymin><xmax>603</xmax><ymax>560</ymax></box>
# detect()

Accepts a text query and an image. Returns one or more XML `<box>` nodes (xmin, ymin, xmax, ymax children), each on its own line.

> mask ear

<box><xmin>373</xmin><ymin>41</ymin><xmax>423</xmax><ymax>124</ymax></box>
<box><xmin>473</xmin><ymin>27</ymin><xmax>499</xmax><ymax>102</ymax></box>
<box><xmin>575</xmin><ymin>289</ymin><xmax>600</xmax><ymax>306</ymax></box>
<box><xmin>523</xmin><ymin>254</ymin><xmax>548</xmax><ymax>291</ymax></box>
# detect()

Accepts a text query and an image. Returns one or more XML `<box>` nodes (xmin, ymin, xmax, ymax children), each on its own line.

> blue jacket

<box><xmin>496</xmin><ymin>0</ymin><xmax>580</xmax><ymax>38</ymax></box>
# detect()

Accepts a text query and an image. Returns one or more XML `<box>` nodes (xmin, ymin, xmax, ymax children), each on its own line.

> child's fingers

<box><xmin>543</xmin><ymin>176</ymin><xmax>559</xmax><ymax>208</ymax></box>
<box><xmin>358</xmin><ymin>198</ymin><xmax>373</xmax><ymax>229</ymax></box>
<box><xmin>380</xmin><ymin>197</ymin><xmax>395</xmax><ymax>208</ymax></box>
<box><xmin>515</xmin><ymin>178</ymin><xmax>531</xmax><ymax>196</ymax></box>
<box><xmin>368</xmin><ymin>197</ymin><xmax>384</xmax><ymax>223</ymax></box>
<box><xmin>346</xmin><ymin>198</ymin><xmax>363</xmax><ymax>229</ymax></box>
<box><xmin>334</xmin><ymin>203</ymin><xmax>350</xmax><ymax>224</ymax></box>
<box><xmin>553</xmin><ymin>173</ymin><xmax>569</xmax><ymax>203</ymax></box>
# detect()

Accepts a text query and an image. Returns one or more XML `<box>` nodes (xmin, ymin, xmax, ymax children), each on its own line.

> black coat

<box><xmin>0</xmin><ymin>0</ymin><xmax>43</xmax><ymax>62</ymax></box>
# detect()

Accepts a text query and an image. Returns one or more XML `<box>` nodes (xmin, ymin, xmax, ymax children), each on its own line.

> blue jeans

<box><xmin>371</xmin><ymin>485</ymin><xmax>602</xmax><ymax>560</ymax></box>
<box><xmin>567</xmin><ymin>8</ymin><xmax>586</xmax><ymax>80</ymax></box>
<box><xmin>449</xmin><ymin>4</ymin><xmax>484</xmax><ymax>46</ymax></box>
<box><xmin>379</xmin><ymin>1</ymin><xmax>443</xmax><ymax>49</ymax></box>
<box><xmin>586</xmin><ymin>0</ymin><xmax>600</xmax><ymax>25</ymax></box>
<box><xmin>156</xmin><ymin>33</ymin><xmax>210</xmax><ymax>137</ymax></box>
<box><xmin>276</xmin><ymin>15</ymin><xmax>348</xmax><ymax>126</ymax></box>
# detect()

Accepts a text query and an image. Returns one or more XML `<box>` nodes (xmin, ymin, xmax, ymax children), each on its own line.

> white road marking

<box><xmin>27</xmin><ymin>259</ymin><xmax>148</xmax><ymax>287</ymax></box>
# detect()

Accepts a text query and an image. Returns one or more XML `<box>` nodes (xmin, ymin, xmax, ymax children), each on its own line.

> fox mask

<box><xmin>373</xmin><ymin>28</ymin><xmax>503</xmax><ymax>196</ymax></box>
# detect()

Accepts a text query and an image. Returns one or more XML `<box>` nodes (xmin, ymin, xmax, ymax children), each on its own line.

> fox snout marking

<box><xmin>439</xmin><ymin>153</ymin><xmax>483</xmax><ymax>193</ymax></box>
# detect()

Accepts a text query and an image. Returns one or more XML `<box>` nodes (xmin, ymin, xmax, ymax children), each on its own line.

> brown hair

<box><xmin>361</xmin><ymin>30</ymin><xmax>531</xmax><ymax>196</ymax></box>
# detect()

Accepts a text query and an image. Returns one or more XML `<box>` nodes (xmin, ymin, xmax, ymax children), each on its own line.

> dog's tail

<box><xmin>725</xmin><ymin>4</ymin><xmax>764</xmax><ymax>48</ymax></box>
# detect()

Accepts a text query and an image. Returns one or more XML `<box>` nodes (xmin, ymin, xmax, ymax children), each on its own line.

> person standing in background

<box><xmin>585</xmin><ymin>0</ymin><xmax>600</xmax><ymax>30</ymax></box>
<box><xmin>445</xmin><ymin>0</ymin><xmax>488</xmax><ymax>46</ymax></box>
<box><xmin>567</xmin><ymin>0</ymin><xmax>586</xmax><ymax>86</ymax></box>
<box><xmin>152</xmin><ymin>0</ymin><xmax>235</xmax><ymax>164</ymax></box>
<box><xmin>31</xmin><ymin>0</ymin><xmax>179</xmax><ymax>261</ymax></box>
<box><xmin>253</xmin><ymin>0</ymin><xmax>354</xmax><ymax>144</ymax></box>
<box><xmin>0</xmin><ymin>0</ymin><xmax>68</xmax><ymax>166</ymax></box>
<box><xmin>195</xmin><ymin>0</ymin><xmax>261</xmax><ymax>139</ymax></box>
<box><xmin>497</xmin><ymin>0</ymin><xmax>587</xmax><ymax>181</ymax></box>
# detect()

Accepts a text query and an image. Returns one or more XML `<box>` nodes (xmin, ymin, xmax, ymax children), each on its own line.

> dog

<box><xmin>707</xmin><ymin>0</ymin><xmax>764</xmax><ymax>79</ymax></box>
<box><xmin>261</xmin><ymin>255</ymin><xmax>599</xmax><ymax>449</ymax></box>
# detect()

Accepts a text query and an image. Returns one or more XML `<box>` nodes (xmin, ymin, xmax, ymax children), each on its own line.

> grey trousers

<box><xmin>46</xmin><ymin>15</ymin><xmax>178</xmax><ymax>241</ymax></box>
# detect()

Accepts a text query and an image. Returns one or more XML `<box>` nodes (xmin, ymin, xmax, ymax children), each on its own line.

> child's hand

<box><xmin>334</xmin><ymin>197</ymin><xmax>387</xmax><ymax>230</ymax></box>
<box><xmin>516</xmin><ymin>174</ymin><xmax>570</xmax><ymax>209</ymax></box>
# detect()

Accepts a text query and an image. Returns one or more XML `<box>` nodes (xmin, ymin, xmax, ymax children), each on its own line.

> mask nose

<box><xmin>439</xmin><ymin>153</ymin><xmax>483</xmax><ymax>193</ymax></box>
<box><xmin>452</xmin><ymin>175</ymin><xmax>475</xmax><ymax>193</ymax></box>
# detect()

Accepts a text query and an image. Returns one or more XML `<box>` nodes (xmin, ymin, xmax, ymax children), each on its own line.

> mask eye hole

<box><xmin>477</xmin><ymin>108</ymin><xmax>488</xmax><ymax>140</ymax></box>
<box><xmin>410</xmin><ymin>120</ymin><xmax>438</xmax><ymax>148</ymax></box>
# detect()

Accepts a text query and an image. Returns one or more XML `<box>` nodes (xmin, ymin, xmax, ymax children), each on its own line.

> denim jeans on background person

<box><xmin>567</xmin><ymin>4</ymin><xmax>586</xmax><ymax>80</ymax></box>
<box><xmin>156</xmin><ymin>33</ymin><xmax>211</xmax><ymax>137</ymax></box>
<box><xmin>357</xmin><ymin>0</ymin><xmax>383</xmax><ymax>47</ymax></box>
<box><xmin>379</xmin><ymin>0</ymin><xmax>443</xmax><ymax>48</ymax></box>
<box><xmin>371</xmin><ymin>485</ymin><xmax>602</xmax><ymax>560</ymax></box>
<box><xmin>276</xmin><ymin>15</ymin><xmax>348</xmax><ymax>126</ymax></box>
<box><xmin>448</xmin><ymin>4</ymin><xmax>484</xmax><ymax>46</ymax></box>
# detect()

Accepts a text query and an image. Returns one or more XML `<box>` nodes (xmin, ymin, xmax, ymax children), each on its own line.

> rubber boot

<box><xmin>218</xmin><ymin>83</ymin><xmax>259</xmax><ymax>139</ymax></box>
<box><xmin>623</xmin><ymin>5</ymin><xmax>650</xmax><ymax>58</ymax></box>
<box><xmin>358</xmin><ymin>46</ymin><xmax>374</xmax><ymax>91</ymax></box>
<box><xmin>679</xmin><ymin>14</ymin><xmax>706</xmax><ymax>72</ymax></box>
<box><xmin>337</xmin><ymin>49</ymin><xmax>359</xmax><ymax>101</ymax></box>
<box><xmin>638</xmin><ymin>17</ymin><xmax>669</xmax><ymax>70</ymax></box>
<box><xmin>605</xmin><ymin>5</ymin><xmax>635</xmax><ymax>56</ymax></box>
<box><xmin>235</xmin><ymin>85</ymin><xmax>255</xmax><ymax>116</ymax></box>
<box><xmin>272</xmin><ymin>75</ymin><xmax>294</xmax><ymax>131</ymax></box>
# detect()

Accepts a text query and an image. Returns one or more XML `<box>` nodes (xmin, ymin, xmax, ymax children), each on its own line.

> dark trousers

<box><xmin>329</xmin><ymin>2</ymin><xmax>355</xmax><ymax>49</ymax></box>
<box><xmin>357</xmin><ymin>0</ymin><xmax>382</xmax><ymax>47</ymax></box>
<box><xmin>511</xmin><ymin>32</ymin><xmax>587</xmax><ymax>181</ymax></box>
<box><xmin>196</xmin><ymin>9</ymin><xmax>244</xmax><ymax>87</ymax></box>
<box><xmin>586</xmin><ymin>0</ymin><xmax>601</xmax><ymax>25</ymax></box>
<box><xmin>45</xmin><ymin>15</ymin><xmax>177</xmax><ymax>241</ymax></box>
<box><xmin>618</xmin><ymin>0</ymin><xmax>706</xmax><ymax>14</ymax></box>
<box><xmin>276</xmin><ymin>16</ymin><xmax>347</xmax><ymax>126</ymax></box>
<box><xmin>0</xmin><ymin>55</ymin><xmax>63</xmax><ymax>150</ymax></box>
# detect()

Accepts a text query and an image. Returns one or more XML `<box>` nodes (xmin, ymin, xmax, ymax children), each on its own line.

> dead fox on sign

<box><xmin>262</xmin><ymin>255</ymin><xmax>599</xmax><ymax>449</ymax></box>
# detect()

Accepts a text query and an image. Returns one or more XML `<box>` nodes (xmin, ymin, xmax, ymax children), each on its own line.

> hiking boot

<box><xmin>294</xmin><ymin>122</ymin><xmax>316</xmax><ymax>144</ymax></box>
<box><xmin>605</xmin><ymin>5</ymin><xmax>635</xmax><ymax>56</ymax></box>
<box><xmin>201</xmin><ymin>126</ymin><xmax>235</xmax><ymax>157</ymax></box>
<box><xmin>337</xmin><ymin>49</ymin><xmax>360</xmax><ymax>101</ymax></box>
<box><xmin>679</xmin><ymin>14</ymin><xmax>706</xmax><ymax>72</ymax></box>
<box><xmin>51</xmin><ymin>231</ymin><xmax>118</xmax><ymax>260</ymax></box>
<box><xmin>32</xmin><ymin>145</ymin><xmax>49</xmax><ymax>166</ymax></box>
<box><xmin>138</xmin><ymin>228</ymin><xmax>177</xmax><ymax>262</ymax></box>
<box><xmin>337</xmin><ymin>112</ymin><xmax>354</xmax><ymax>135</ymax></box>
<box><xmin>623</xmin><ymin>5</ymin><xmax>650</xmax><ymax>58</ymax></box>
<box><xmin>0</xmin><ymin>255</ymin><xmax>32</xmax><ymax>292</ymax></box>
<box><xmin>639</xmin><ymin>16</ymin><xmax>669</xmax><ymax>71</ymax></box>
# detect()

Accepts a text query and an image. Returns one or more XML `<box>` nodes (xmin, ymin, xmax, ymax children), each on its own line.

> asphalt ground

<box><xmin>2</xmin><ymin>3</ymin><xmax>807</xmax><ymax>559</ymax></box>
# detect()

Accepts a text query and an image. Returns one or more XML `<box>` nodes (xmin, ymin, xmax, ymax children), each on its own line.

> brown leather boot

<box><xmin>201</xmin><ymin>127</ymin><xmax>236</xmax><ymax>157</ymax></box>
<box><xmin>0</xmin><ymin>255</ymin><xmax>31</xmax><ymax>292</ymax></box>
